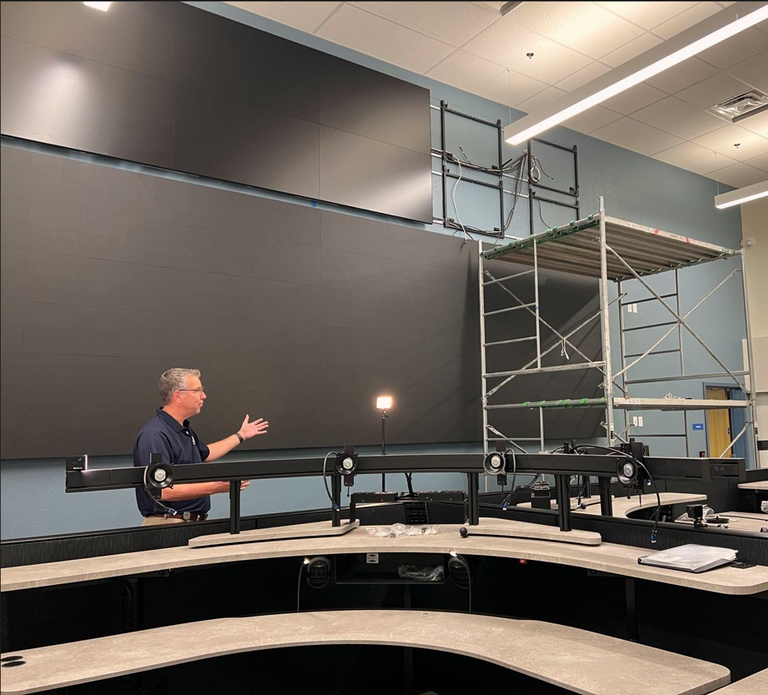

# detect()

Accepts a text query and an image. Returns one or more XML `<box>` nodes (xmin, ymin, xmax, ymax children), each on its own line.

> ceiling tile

<box><xmin>602</xmin><ymin>82</ymin><xmax>667</xmax><ymax>114</ymax></box>
<box><xmin>317</xmin><ymin>4</ymin><xmax>454</xmax><ymax>73</ymax></box>
<box><xmin>745</xmin><ymin>153</ymin><xmax>768</xmax><ymax>172</ymax></box>
<box><xmin>514</xmin><ymin>86</ymin><xmax>567</xmax><ymax>113</ymax></box>
<box><xmin>562</xmin><ymin>105</ymin><xmax>623</xmax><ymax>135</ymax></box>
<box><xmin>427</xmin><ymin>50</ymin><xmax>506</xmax><ymax>90</ymax></box>
<box><xmin>349</xmin><ymin>1</ymin><xmax>499</xmax><ymax>47</ymax></box>
<box><xmin>706</xmin><ymin>162</ymin><xmax>767</xmax><ymax>187</ymax></box>
<box><xmin>697</xmin><ymin>27</ymin><xmax>768</xmax><ymax>69</ymax></box>
<box><xmin>737</xmin><ymin>109</ymin><xmax>768</xmax><ymax>138</ymax></box>
<box><xmin>652</xmin><ymin>2</ymin><xmax>722</xmax><ymax>40</ymax></box>
<box><xmin>555</xmin><ymin>61</ymin><xmax>611</xmax><ymax>91</ymax></box>
<box><xmin>462</xmin><ymin>15</ymin><xmax>593</xmax><ymax>84</ymax></box>
<box><xmin>692</xmin><ymin>124</ymin><xmax>768</xmax><ymax>161</ymax></box>
<box><xmin>652</xmin><ymin>141</ymin><xmax>736</xmax><ymax>175</ymax></box>
<box><xmin>591</xmin><ymin>118</ymin><xmax>684</xmax><ymax>155</ymax></box>
<box><xmin>676</xmin><ymin>71</ymin><xmax>754</xmax><ymax>109</ymax></box>
<box><xmin>507</xmin><ymin>1</ymin><xmax>644</xmax><ymax>60</ymax></box>
<box><xmin>726</xmin><ymin>51</ymin><xmax>768</xmax><ymax>93</ymax></box>
<box><xmin>476</xmin><ymin>69</ymin><xmax>549</xmax><ymax>107</ymax></box>
<box><xmin>644</xmin><ymin>57</ymin><xmax>719</xmax><ymax>94</ymax></box>
<box><xmin>597</xmin><ymin>2</ymin><xmax>698</xmax><ymax>31</ymax></box>
<box><xmin>632</xmin><ymin>96</ymin><xmax>728</xmax><ymax>139</ymax></box>
<box><xmin>601</xmin><ymin>32</ymin><xmax>663</xmax><ymax>68</ymax></box>
<box><xmin>226</xmin><ymin>2</ymin><xmax>342</xmax><ymax>33</ymax></box>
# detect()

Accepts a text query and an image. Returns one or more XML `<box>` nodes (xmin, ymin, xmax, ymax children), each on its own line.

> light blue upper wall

<box><xmin>1</xmin><ymin>3</ymin><xmax>748</xmax><ymax>540</ymax></box>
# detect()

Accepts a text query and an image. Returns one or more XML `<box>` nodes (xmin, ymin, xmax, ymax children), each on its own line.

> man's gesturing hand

<box><xmin>238</xmin><ymin>415</ymin><xmax>269</xmax><ymax>441</ymax></box>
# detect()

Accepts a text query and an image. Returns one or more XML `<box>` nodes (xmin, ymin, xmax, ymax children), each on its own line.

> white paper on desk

<box><xmin>638</xmin><ymin>544</ymin><xmax>737</xmax><ymax>573</ymax></box>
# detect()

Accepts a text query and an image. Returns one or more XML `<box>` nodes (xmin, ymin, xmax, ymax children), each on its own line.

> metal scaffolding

<box><xmin>479</xmin><ymin>196</ymin><xmax>757</xmax><ymax>464</ymax></box>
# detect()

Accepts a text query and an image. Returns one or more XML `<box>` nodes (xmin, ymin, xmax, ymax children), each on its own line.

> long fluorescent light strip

<box><xmin>714</xmin><ymin>180</ymin><xmax>768</xmax><ymax>209</ymax></box>
<box><xmin>83</xmin><ymin>2</ymin><xmax>112</xmax><ymax>11</ymax></box>
<box><xmin>506</xmin><ymin>2</ymin><xmax>768</xmax><ymax>145</ymax></box>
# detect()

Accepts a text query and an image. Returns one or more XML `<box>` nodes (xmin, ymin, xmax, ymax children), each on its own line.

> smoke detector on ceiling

<box><xmin>706</xmin><ymin>89</ymin><xmax>768</xmax><ymax>124</ymax></box>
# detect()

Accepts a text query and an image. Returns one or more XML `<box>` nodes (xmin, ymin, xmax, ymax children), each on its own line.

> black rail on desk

<box><xmin>65</xmin><ymin>453</ymin><xmax>745</xmax><ymax>536</ymax></box>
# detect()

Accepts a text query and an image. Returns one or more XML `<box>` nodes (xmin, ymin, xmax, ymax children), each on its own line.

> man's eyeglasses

<box><xmin>178</xmin><ymin>387</ymin><xmax>205</xmax><ymax>394</ymax></box>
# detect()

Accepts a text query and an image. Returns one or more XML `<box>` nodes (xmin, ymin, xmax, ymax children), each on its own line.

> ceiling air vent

<box><xmin>706</xmin><ymin>89</ymin><xmax>768</xmax><ymax>124</ymax></box>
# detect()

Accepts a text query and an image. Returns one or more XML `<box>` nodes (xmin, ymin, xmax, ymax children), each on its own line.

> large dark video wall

<box><xmin>0</xmin><ymin>143</ymin><xmax>481</xmax><ymax>458</ymax></box>
<box><xmin>0</xmin><ymin>1</ymin><xmax>432</xmax><ymax>223</ymax></box>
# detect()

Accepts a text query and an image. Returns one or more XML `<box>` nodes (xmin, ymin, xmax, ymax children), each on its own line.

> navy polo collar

<box><xmin>155</xmin><ymin>407</ymin><xmax>190</xmax><ymax>434</ymax></box>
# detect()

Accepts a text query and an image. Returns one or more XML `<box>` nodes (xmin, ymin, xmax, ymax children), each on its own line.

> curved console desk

<box><xmin>518</xmin><ymin>492</ymin><xmax>708</xmax><ymax>519</ymax></box>
<box><xmin>0</xmin><ymin>610</ymin><xmax>731</xmax><ymax>695</ymax></box>
<box><xmin>3</xmin><ymin>520</ymin><xmax>767</xmax><ymax>595</ymax></box>
<box><xmin>712</xmin><ymin>667</ymin><xmax>768</xmax><ymax>694</ymax></box>
<box><xmin>737</xmin><ymin>482</ymin><xmax>768</xmax><ymax>491</ymax></box>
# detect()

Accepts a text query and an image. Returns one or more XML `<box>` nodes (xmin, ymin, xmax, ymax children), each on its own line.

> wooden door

<box><xmin>706</xmin><ymin>386</ymin><xmax>731</xmax><ymax>458</ymax></box>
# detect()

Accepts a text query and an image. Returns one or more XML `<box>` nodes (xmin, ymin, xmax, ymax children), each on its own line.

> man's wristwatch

<box><xmin>234</xmin><ymin>432</ymin><xmax>245</xmax><ymax>444</ymax></box>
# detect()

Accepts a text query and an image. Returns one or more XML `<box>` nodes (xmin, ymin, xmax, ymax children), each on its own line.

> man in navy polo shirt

<box><xmin>134</xmin><ymin>368</ymin><xmax>269</xmax><ymax>525</ymax></box>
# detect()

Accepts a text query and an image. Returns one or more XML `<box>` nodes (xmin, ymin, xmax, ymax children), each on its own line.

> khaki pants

<box><xmin>142</xmin><ymin>515</ymin><xmax>187</xmax><ymax>526</ymax></box>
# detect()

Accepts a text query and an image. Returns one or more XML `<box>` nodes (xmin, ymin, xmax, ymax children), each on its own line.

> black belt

<box><xmin>147</xmin><ymin>512</ymin><xmax>208</xmax><ymax>522</ymax></box>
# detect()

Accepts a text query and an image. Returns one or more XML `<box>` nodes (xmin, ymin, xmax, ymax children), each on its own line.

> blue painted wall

<box><xmin>1</xmin><ymin>2</ymin><xmax>746</xmax><ymax>539</ymax></box>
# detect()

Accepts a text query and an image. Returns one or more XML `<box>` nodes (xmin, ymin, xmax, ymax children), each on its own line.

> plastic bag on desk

<box><xmin>398</xmin><ymin>565</ymin><xmax>444</xmax><ymax>582</ymax></box>
<box><xmin>366</xmin><ymin>524</ymin><xmax>403</xmax><ymax>538</ymax></box>
<box><xmin>675</xmin><ymin>504</ymin><xmax>715</xmax><ymax>522</ymax></box>
<box><xmin>365</xmin><ymin>523</ymin><xmax>439</xmax><ymax>538</ymax></box>
<box><xmin>405</xmin><ymin>525</ymin><xmax>438</xmax><ymax>536</ymax></box>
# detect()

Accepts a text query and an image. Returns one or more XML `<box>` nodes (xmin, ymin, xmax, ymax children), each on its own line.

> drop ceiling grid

<box><xmin>426</xmin><ymin>50</ymin><xmax>508</xmax><ymax>92</ymax></box>
<box><xmin>501</xmin><ymin>1</ymin><xmax>647</xmax><ymax>60</ymax></box>
<box><xmin>746</xmin><ymin>152</ymin><xmax>768</xmax><ymax>171</ymax></box>
<box><xmin>692</xmin><ymin>124</ymin><xmax>768</xmax><ymax>161</ymax></box>
<box><xmin>707</xmin><ymin>161</ymin><xmax>768</xmax><ymax>187</ymax></box>
<box><xmin>676</xmin><ymin>71</ymin><xmax>758</xmax><ymax>109</ymax></box>
<box><xmin>459</xmin><ymin>15</ymin><xmax>595</xmax><ymax>85</ymax></box>
<box><xmin>631</xmin><ymin>96</ymin><xmax>731</xmax><ymax>140</ymax></box>
<box><xmin>347</xmin><ymin>1</ymin><xmax>500</xmax><ymax>46</ymax></box>
<box><xmin>652</xmin><ymin>142</ymin><xmax>737</xmax><ymax>175</ymax></box>
<box><xmin>227</xmin><ymin>1</ymin><xmax>343</xmax><ymax>34</ymax></box>
<box><xmin>316</xmin><ymin>3</ymin><xmax>456</xmax><ymax>72</ymax></box>
<box><xmin>589</xmin><ymin>118</ymin><xmax>685</xmax><ymax>157</ymax></box>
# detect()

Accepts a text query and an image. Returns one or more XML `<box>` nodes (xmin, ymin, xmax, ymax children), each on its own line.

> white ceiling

<box><xmin>227</xmin><ymin>1</ymin><xmax>768</xmax><ymax>188</ymax></box>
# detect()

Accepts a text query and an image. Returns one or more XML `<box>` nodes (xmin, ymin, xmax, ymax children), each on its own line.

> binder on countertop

<box><xmin>638</xmin><ymin>544</ymin><xmax>737</xmax><ymax>573</ymax></box>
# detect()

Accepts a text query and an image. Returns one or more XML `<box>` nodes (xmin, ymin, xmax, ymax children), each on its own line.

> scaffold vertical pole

<box><xmin>599</xmin><ymin>197</ymin><xmax>615</xmax><ymax>445</ymax></box>
<box><xmin>617</xmin><ymin>278</ymin><xmax>628</xmax><ymax>439</ymax></box>
<box><xmin>533</xmin><ymin>227</ymin><xmax>544</xmax><ymax>451</ymax></box>
<box><xmin>479</xmin><ymin>241</ymin><xmax>490</xmax><ymax>457</ymax></box>
<box><xmin>739</xmin><ymin>248</ymin><xmax>760</xmax><ymax>466</ymax></box>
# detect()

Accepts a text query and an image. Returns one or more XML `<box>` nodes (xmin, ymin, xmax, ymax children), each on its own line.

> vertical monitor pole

<box><xmin>229</xmin><ymin>481</ymin><xmax>241</xmax><ymax>535</ymax></box>
<box><xmin>381</xmin><ymin>409</ymin><xmax>388</xmax><ymax>492</ymax></box>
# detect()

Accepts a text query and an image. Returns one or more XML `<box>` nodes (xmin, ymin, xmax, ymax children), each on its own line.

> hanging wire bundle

<box><xmin>445</xmin><ymin>148</ymin><xmax>554</xmax><ymax>241</ymax></box>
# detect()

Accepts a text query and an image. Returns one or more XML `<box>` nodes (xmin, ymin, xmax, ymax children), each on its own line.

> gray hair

<box><xmin>159</xmin><ymin>368</ymin><xmax>201</xmax><ymax>404</ymax></box>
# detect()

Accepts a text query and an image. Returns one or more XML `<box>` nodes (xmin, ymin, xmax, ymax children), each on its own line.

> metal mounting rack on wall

<box><xmin>434</xmin><ymin>101</ymin><xmax>505</xmax><ymax>235</ymax></box>
<box><xmin>526</xmin><ymin>136</ymin><xmax>580</xmax><ymax>237</ymax></box>
<box><xmin>432</xmin><ymin>102</ymin><xmax>581</xmax><ymax>240</ymax></box>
